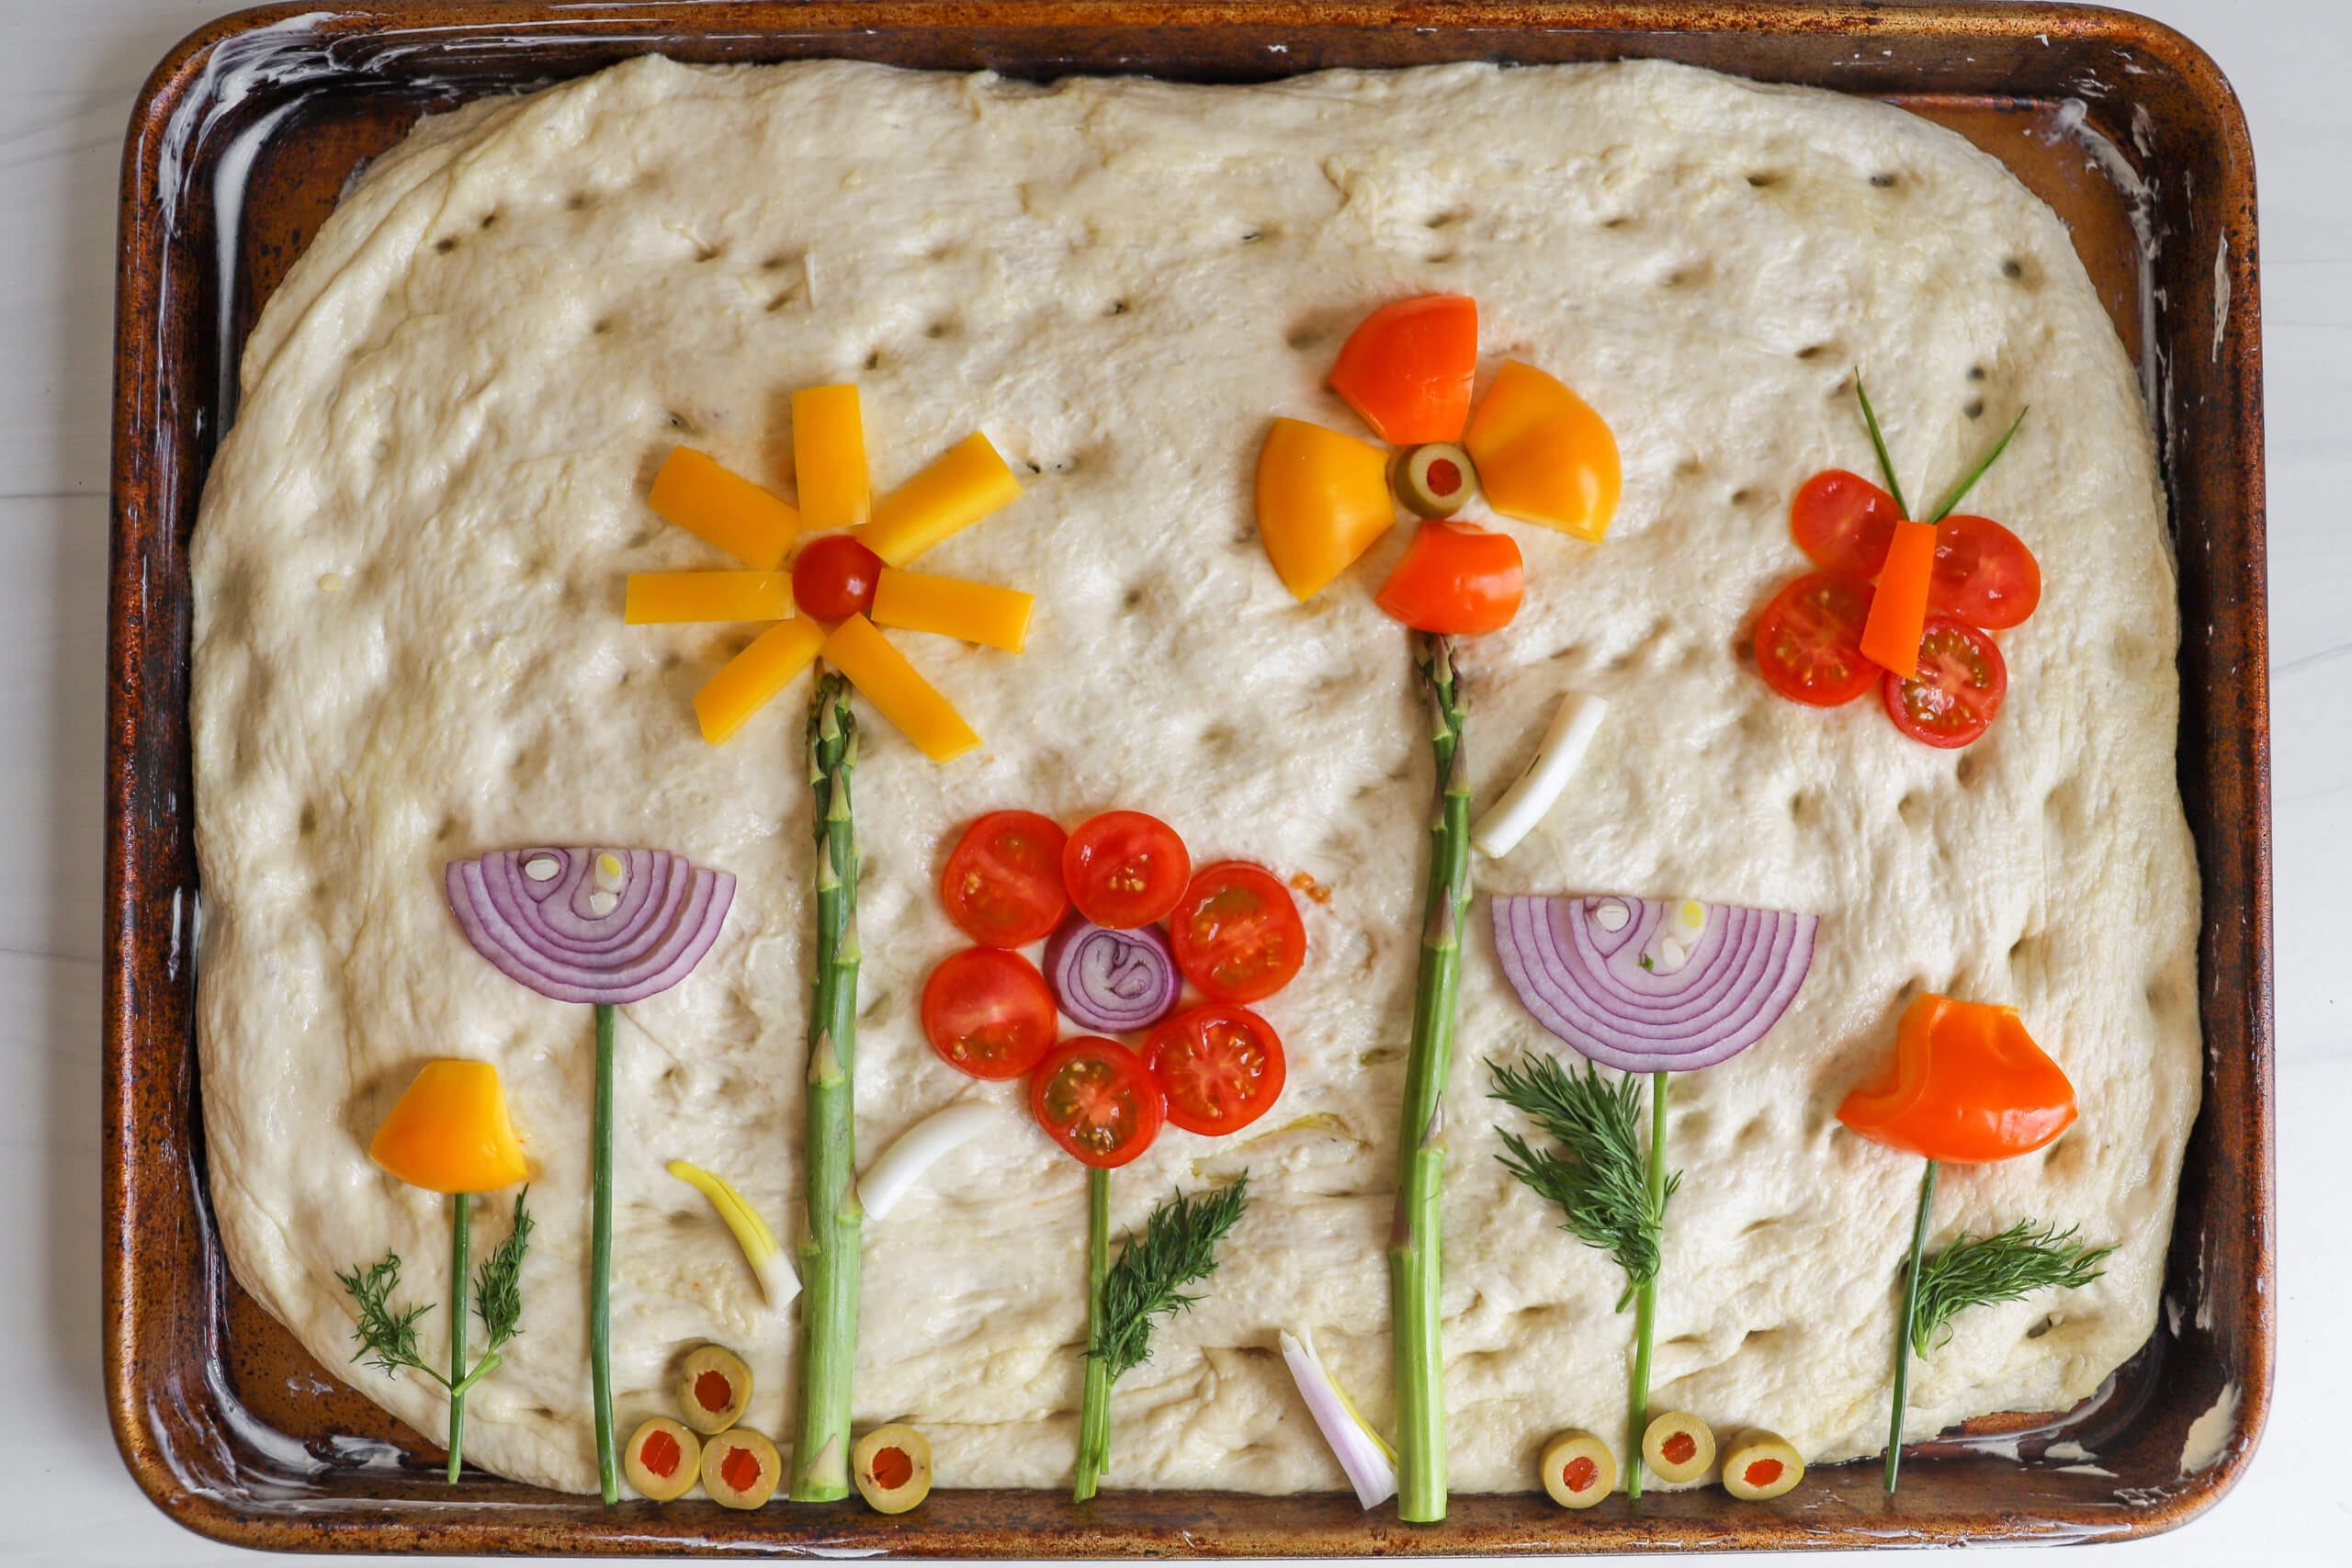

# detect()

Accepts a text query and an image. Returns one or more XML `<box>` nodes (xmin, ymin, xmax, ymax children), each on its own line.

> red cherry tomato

<box><xmin>1790</xmin><ymin>469</ymin><xmax>1902</xmax><ymax>579</ymax></box>
<box><xmin>1329</xmin><ymin>295</ymin><xmax>1478</xmax><ymax>445</ymax></box>
<box><xmin>1753</xmin><ymin>570</ymin><xmax>1878</xmax><ymax>707</ymax></box>
<box><xmin>1063</xmin><ymin>811</ymin><xmax>1191</xmax><ymax>930</ymax></box>
<box><xmin>1145</xmin><ymin>1005</ymin><xmax>1288</xmax><ymax>1138</ymax></box>
<box><xmin>921</xmin><ymin>948</ymin><xmax>1058</xmax><ymax>1079</ymax></box>
<box><xmin>1168</xmin><ymin>862</ymin><xmax>1306</xmax><ymax>1004</ymax></box>
<box><xmin>1030</xmin><ymin>1037</ymin><xmax>1166</xmax><ymax>1168</ymax></box>
<box><xmin>1374</xmin><ymin>520</ymin><xmax>1525</xmax><ymax>636</ymax></box>
<box><xmin>792</xmin><ymin>534</ymin><xmax>884</xmax><ymax>620</ymax></box>
<box><xmin>1929</xmin><ymin>514</ymin><xmax>2041</xmax><ymax>630</ymax></box>
<box><xmin>1883</xmin><ymin>615</ymin><xmax>2008</xmax><ymax>748</ymax></box>
<box><xmin>941</xmin><ymin>810</ymin><xmax>1068</xmax><ymax>948</ymax></box>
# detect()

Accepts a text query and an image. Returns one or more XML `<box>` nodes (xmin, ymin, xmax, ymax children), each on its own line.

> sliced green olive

<box><xmin>623</xmin><ymin>1416</ymin><xmax>701</xmax><ymax>1502</ymax></box>
<box><xmin>676</xmin><ymin>1343</ymin><xmax>752</xmax><ymax>1435</ymax></box>
<box><xmin>1539</xmin><ymin>1428</ymin><xmax>1616</xmax><ymax>1507</ymax></box>
<box><xmin>1641</xmin><ymin>1409</ymin><xmax>1716</xmax><ymax>1486</ymax></box>
<box><xmin>1721</xmin><ymin>1428</ymin><xmax>1804</xmax><ymax>1500</ymax></box>
<box><xmin>1394</xmin><ymin>442</ymin><xmax>1477</xmax><ymax>518</ymax></box>
<box><xmin>700</xmin><ymin>1426</ymin><xmax>781</xmax><ymax>1509</ymax></box>
<box><xmin>853</xmin><ymin>1422</ymin><xmax>934</xmax><ymax>1514</ymax></box>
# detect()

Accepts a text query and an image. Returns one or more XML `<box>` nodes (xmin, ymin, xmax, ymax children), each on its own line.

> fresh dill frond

<box><xmin>473</xmin><ymin>1186</ymin><xmax>534</xmax><ymax>1353</ymax></box>
<box><xmin>1090</xmin><ymin>1175</ymin><xmax>1250</xmax><ymax>1384</ymax></box>
<box><xmin>1487</xmin><ymin>1055</ymin><xmax>1679</xmax><ymax>1305</ymax></box>
<box><xmin>335</xmin><ymin>1250</ymin><xmax>443</xmax><ymax>1385</ymax></box>
<box><xmin>1911</xmin><ymin>1219</ymin><xmax>2113</xmax><ymax>1357</ymax></box>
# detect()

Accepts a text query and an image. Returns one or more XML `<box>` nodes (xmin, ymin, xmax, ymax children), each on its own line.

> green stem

<box><xmin>1624</xmin><ymin>1073</ymin><xmax>1668</xmax><ymax>1501</ymax></box>
<box><xmin>448</xmin><ymin>1350</ymin><xmax>503</xmax><ymax>1401</ymax></box>
<box><xmin>447</xmin><ymin>1190</ymin><xmax>470</xmax><ymax>1484</ymax></box>
<box><xmin>1390</xmin><ymin>634</ymin><xmax>1470</xmax><ymax>1524</ymax></box>
<box><xmin>1887</xmin><ymin>1158</ymin><xmax>1939</xmax><ymax>1494</ymax></box>
<box><xmin>792</xmin><ymin>673</ymin><xmax>863</xmax><ymax>1502</ymax></box>
<box><xmin>591</xmin><ymin>1002</ymin><xmax>617</xmax><ymax>1504</ymax></box>
<box><xmin>1075</xmin><ymin>1167</ymin><xmax>1113</xmax><ymax>1502</ymax></box>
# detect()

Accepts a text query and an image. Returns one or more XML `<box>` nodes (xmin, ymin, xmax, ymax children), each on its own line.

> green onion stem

<box><xmin>1624</xmin><ymin>1071</ymin><xmax>1668</xmax><ymax>1501</ymax></box>
<box><xmin>1887</xmin><ymin>1157</ymin><xmax>1939</xmax><ymax>1494</ymax></box>
<box><xmin>591</xmin><ymin>1000</ymin><xmax>617</xmax><ymax>1505</ymax></box>
<box><xmin>447</xmin><ymin>1189</ymin><xmax>470</xmax><ymax>1484</ymax></box>
<box><xmin>1074</xmin><ymin>1167</ymin><xmax>1113</xmax><ymax>1502</ymax></box>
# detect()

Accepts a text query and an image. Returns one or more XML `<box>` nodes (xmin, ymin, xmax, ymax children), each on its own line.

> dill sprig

<box><xmin>1089</xmin><ymin>1176</ymin><xmax>1250</xmax><ymax>1384</ymax></box>
<box><xmin>473</xmin><ymin>1187</ymin><xmax>534</xmax><ymax>1353</ymax></box>
<box><xmin>1487</xmin><ymin>1054</ymin><xmax>1679</xmax><ymax>1307</ymax></box>
<box><xmin>1911</xmin><ymin>1219</ymin><xmax>2112</xmax><ymax>1357</ymax></box>
<box><xmin>335</xmin><ymin>1251</ymin><xmax>444</xmax><ymax>1385</ymax></box>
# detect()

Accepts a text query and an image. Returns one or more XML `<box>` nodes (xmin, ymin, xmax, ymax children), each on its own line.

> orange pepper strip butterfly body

<box><xmin>1837</xmin><ymin>994</ymin><xmax>2077</xmax><ymax>1164</ymax></box>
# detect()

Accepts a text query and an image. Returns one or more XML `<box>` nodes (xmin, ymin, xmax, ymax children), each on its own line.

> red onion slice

<box><xmin>446</xmin><ymin>847</ymin><xmax>735</xmax><ymax>1005</ymax></box>
<box><xmin>1044</xmin><ymin>917</ymin><xmax>1181</xmax><ymax>1034</ymax></box>
<box><xmin>1491</xmin><ymin>894</ymin><xmax>1817</xmax><ymax>1075</ymax></box>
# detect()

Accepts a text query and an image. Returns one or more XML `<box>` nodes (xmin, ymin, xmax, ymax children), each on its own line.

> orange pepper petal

<box><xmin>1329</xmin><ymin>295</ymin><xmax>1479</xmax><ymax>446</ymax></box>
<box><xmin>1837</xmin><ymin>994</ymin><xmax>2078</xmax><ymax>1164</ymax></box>
<box><xmin>369</xmin><ymin>1060</ymin><xmax>529</xmax><ymax>1194</ymax></box>
<box><xmin>1462</xmin><ymin>361</ymin><xmax>1621</xmax><ymax>541</ymax></box>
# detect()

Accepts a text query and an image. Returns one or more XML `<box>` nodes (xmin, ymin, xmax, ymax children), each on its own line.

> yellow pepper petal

<box><xmin>693</xmin><ymin>617</ymin><xmax>825</xmax><ymax>745</ymax></box>
<box><xmin>624</xmin><ymin>570</ymin><xmax>792</xmax><ymax>625</ymax></box>
<box><xmin>871</xmin><ymin>568</ymin><xmax>1035</xmax><ymax>652</ymax></box>
<box><xmin>1462</xmin><ymin>360</ymin><xmax>1621</xmax><ymax>542</ymax></box>
<box><xmin>861</xmin><ymin>432</ymin><xmax>1023</xmax><ymax>567</ymax></box>
<box><xmin>1255</xmin><ymin>417</ymin><xmax>1397</xmax><ymax>601</ymax></box>
<box><xmin>648</xmin><ymin>448</ymin><xmax>799</xmax><ymax>570</ymax></box>
<box><xmin>822</xmin><ymin>614</ymin><xmax>980</xmax><ymax>762</ymax></box>
<box><xmin>368</xmin><ymin>1060</ymin><xmax>528</xmax><ymax>1195</ymax></box>
<box><xmin>792</xmin><ymin>384</ymin><xmax>871</xmax><ymax>532</ymax></box>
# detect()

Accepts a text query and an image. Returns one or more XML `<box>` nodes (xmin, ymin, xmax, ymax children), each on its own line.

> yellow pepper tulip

<box><xmin>369</xmin><ymin>1060</ymin><xmax>528</xmax><ymax>1195</ymax></box>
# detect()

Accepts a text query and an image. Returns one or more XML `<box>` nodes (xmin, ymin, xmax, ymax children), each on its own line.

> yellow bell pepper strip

<box><xmin>369</xmin><ymin>1060</ymin><xmax>529</xmax><ymax>1194</ymax></box>
<box><xmin>1255</xmin><ymin>417</ymin><xmax>1396</xmax><ymax>601</ymax></box>
<box><xmin>793</xmin><ymin>384</ymin><xmax>872</xmax><ymax>532</ymax></box>
<box><xmin>822</xmin><ymin>614</ymin><xmax>981</xmax><ymax>762</ymax></box>
<box><xmin>871</xmin><ymin>567</ymin><xmax>1035</xmax><ymax>651</ymax></box>
<box><xmin>648</xmin><ymin>448</ymin><xmax>799</xmax><ymax>570</ymax></box>
<box><xmin>624</xmin><ymin>570</ymin><xmax>791</xmax><ymax>626</ymax></box>
<box><xmin>1858</xmin><ymin>517</ymin><xmax>1937</xmax><ymax>680</ymax></box>
<box><xmin>693</xmin><ymin>617</ymin><xmax>825</xmax><ymax>744</ymax></box>
<box><xmin>1462</xmin><ymin>361</ymin><xmax>1621</xmax><ymax>541</ymax></box>
<box><xmin>861</xmin><ymin>432</ymin><xmax>1023</xmax><ymax>567</ymax></box>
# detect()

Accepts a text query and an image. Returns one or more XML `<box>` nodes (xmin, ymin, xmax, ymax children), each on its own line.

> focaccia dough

<box><xmin>191</xmin><ymin>56</ymin><xmax>2199</xmax><ymax>1495</ymax></box>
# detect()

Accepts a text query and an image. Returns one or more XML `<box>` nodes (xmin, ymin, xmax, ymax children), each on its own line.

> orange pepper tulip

<box><xmin>369</xmin><ymin>1060</ymin><xmax>529</xmax><ymax>1194</ymax></box>
<box><xmin>1837</xmin><ymin>994</ymin><xmax>2077</xmax><ymax>1163</ymax></box>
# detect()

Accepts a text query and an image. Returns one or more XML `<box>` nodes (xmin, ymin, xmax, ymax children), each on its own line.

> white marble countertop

<box><xmin>0</xmin><ymin>1</ymin><xmax>2338</xmax><ymax>1562</ymax></box>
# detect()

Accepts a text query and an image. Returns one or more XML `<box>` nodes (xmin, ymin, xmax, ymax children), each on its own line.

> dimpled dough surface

<box><xmin>191</xmin><ymin>56</ymin><xmax>2199</xmax><ymax>1496</ymax></box>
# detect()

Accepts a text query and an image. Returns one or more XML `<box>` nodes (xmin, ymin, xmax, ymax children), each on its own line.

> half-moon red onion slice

<box><xmin>446</xmin><ymin>847</ymin><xmax>735</xmax><ymax>1005</ymax></box>
<box><xmin>1044</xmin><ymin>917</ymin><xmax>1181</xmax><ymax>1034</ymax></box>
<box><xmin>1491</xmin><ymin>894</ymin><xmax>1817</xmax><ymax>1075</ymax></box>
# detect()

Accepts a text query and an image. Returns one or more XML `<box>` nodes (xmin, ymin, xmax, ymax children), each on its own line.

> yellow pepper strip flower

<box><xmin>861</xmin><ymin>432</ymin><xmax>1023</xmax><ymax>567</ymax></box>
<box><xmin>1255</xmin><ymin>417</ymin><xmax>1396</xmax><ymax>601</ymax></box>
<box><xmin>648</xmin><ymin>448</ymin><xmax>799</xmax><ymax>570</ymax></box>
<box><xmin>823</xmin><ymin>614</ymin><xmax>981</xmax><ymax>762</ymax></box>
<box><xmin>625</xmin><ymin>570</ymin><xmax>791</xmax><ymax>626</ymax></box>
<box><xmin>369</xmin><ymin>1060</ymin><xmax>528</xmax><ymax>1195</ymax></box>
<box><xmin>694</xmin><ymin>619</ymin><xmax>826</xmax><ymax>745</ymax></box>
<box><xmin>1461</xmin><ymin>360</ymin><xmax>1622</xmax><ymax>542</ymax></box>
<box><xmin>793</xmin><ymin>385</ymin><xmax>872</xmax><ymax>532</ymax></box>
<box><xmin>667</xmin><ymin>1159</ymin><xmax>800</xmax><ymax>1307</ymax></box>
<box><xmin>872</xmin><ymin>568</ymin><xmax>1035</xmax><ymax>651</ymax></box>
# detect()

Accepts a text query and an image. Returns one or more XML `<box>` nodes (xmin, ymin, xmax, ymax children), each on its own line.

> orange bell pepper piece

<box><xmin>693</xmin><ymin>618</ymin><xmax>826</xmax><ymax>745</ymax></box>
<box><xmin>1837</xmin><ymin>994</ymin><xmax>2078</xmax><ymax>1163</ymax></box>
<box><xmin>648</xmin><ymin>449</ymin><xmax>799</xmax><ymax>570</ymax></box>
<box><xmin>624</xmin><ymin>570</ymin><xmax>792</xmax><ymax>625</ymax></box>
<box><xmin>369</xmin><ymin>1060</ymin><xmax>529</xmax><ymax>1194</ymax></box>
<box><xmin>861</xmin><ymin>432</ymin><xmax>1023</xmax><ymax>568</ymax></box>
<box><xmin>792</xmin><ymin>384</ymin><xmax>872</xmax><ymax>532</ymax></box>
<box><xmin>1329</xmin><ymin>295</ymin><xmax>1478</xmax><ymax>445</ymax></box>
<box><xmin>1462</xmin><ymin>361</ymin><xmax>1621</xmax><ymax>541</ymax></box>
<box><xmin>1858</xmin><ymin>517</ymin><xmax>1938</xmax><ymax>680</ymax></box>
<box><xmin>822</xmin><ymin>614</ymin><xmax>981</xmax><ymax>762</ymax></box>
<box><xmin>1374</xmin><ymin>520</ymin><xmax>1524</xmax><ymax>636</ymax></box>
<box><xmin>1255</xmin><ymin>418</ymin><xmax>1396</xmax><ymax>601</ymax></box>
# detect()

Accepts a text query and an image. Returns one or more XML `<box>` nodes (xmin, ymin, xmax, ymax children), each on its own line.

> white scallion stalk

<box><xmin>1280</xmin><ymin>1328</ymin><xmax>1397</xmax><ymax>1509</ymax></box>
<box><xmin>1472</xmin><ymin>691</ymin><xmax>1608</xmax><ymax>859</ymax></box>
<box><xmin>855</xmin><ymin>1101</ymin><xmax>1005</xmax><ymax>1222</ymax></box>
<box><xmin>666</xmin><ymin>1159</ymin><xmax>799</xmax><ymax>1306</ymax></box>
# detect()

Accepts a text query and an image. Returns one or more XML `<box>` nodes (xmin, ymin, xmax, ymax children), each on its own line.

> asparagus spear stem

<box><xmin>1075</xmin><ymin>1167</ymin><xmax>1113</xmax><ymax>1502</ymax></box>
<box><xmin>792</xmin><ymin>671</ymin><xmax>864</xmax><ymax>1502</ymax></box>
<box><xmin>1886</xmin><ymin>1158</ymin><xmax>1939</xmax><ymax>1493</ymax></box>
<box><xmin>588</xmin><ymin>1006</ymin><xmax>616</xmax><ymax>1504</ymax></box>
<box><xmin>1390</xmin><ymin>633</ymin><xmax>1470</xmax><ymax>1524</ymax></box>
<box><xmin>447</xmin><ymin>1190</ymin><xmax>470</xmax><ymax>1483</ymax></box>
<box><xmin>1624</xmin><ymin>1073</ymin><xmax>1668</xmax><ymax>1500</ymax></box>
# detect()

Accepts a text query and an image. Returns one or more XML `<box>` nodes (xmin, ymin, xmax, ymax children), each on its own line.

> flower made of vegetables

<box><xmin>1836</xmin><ymin>992</ymin><xmax>2077</xmax><ymax>1162</ymax></box>
<box><xmin>624</xmin><ymin>385</ymin><xmax>1033</xmax><ymax>761</ymax></box>
<box><xmin>1255</xmin><ymin>295</ymin><xmax>1622</xmax><ymax>634</ymax></box>
<box><xmin>446</xmin><ymin>847</ymin><xmax>734</xmax><ymax>1005</ymax></box>
<box><xmin>369</xmin><ymin>1059</ymin><xmax>529</xmax><ymax>1195</ymax></box>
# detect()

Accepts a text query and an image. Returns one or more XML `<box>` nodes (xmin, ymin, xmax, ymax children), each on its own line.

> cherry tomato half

<box><xmin>1790</xmin><ymin>469</ymin><xmax>1901</xmax><ymax>580</ymax></box>
<box><xmin>1883</xmin><ymin>615</ymin><xmax>2007</xmax><ymax>748</ymax></box>
<box><xmin>1030</xmin><ymin>1037</ymin><xmax>1166</xmax><ymax>1168</ymax></box>
<box><xmin>921</xmin><ymin>948</ymin><xmax>1058</xmax><ymax>1079</ymax></box>
<box><xmin>1063</xmin><ymin>811</ymin><xmax>1191</xmax><ymax>930</ymax></box>
<box><xmin>1145</xmin><ymin>1005</ymin><xmax>1288</xmax><ymax>1138</ymax></box>
<box><xmin>1930</xmin><ymin>514</ymin><xmax>2041</xmax><ymax>630</ymax></box>
<box><xmin>1168</xmin><ymin>862</ymin><xmax>1306</xmax><ymax>1004</ymax></box>
<box><xmin>1329</xmin><ymin>295</ymin><xmax>1478</xmax><ymax>446</ymax></box>
<box><xmin>941</xmin><ymin>810</ymin><xmax>1068</xmax><ymax>948</ymax></box>
<box><xmin>1374</xmin><ymin>520</ymin><xmax>1525</xmax><ymax>636</ymax></box>
<box><xmin>1753</xmin><ymin>570</ymin><xmax>1878</xmax><ymax>707</ymax></box>
<box><xmin>793</xmin><ymin>534</ymin><xmax>884</xmax><ymax>621</ymax></box>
